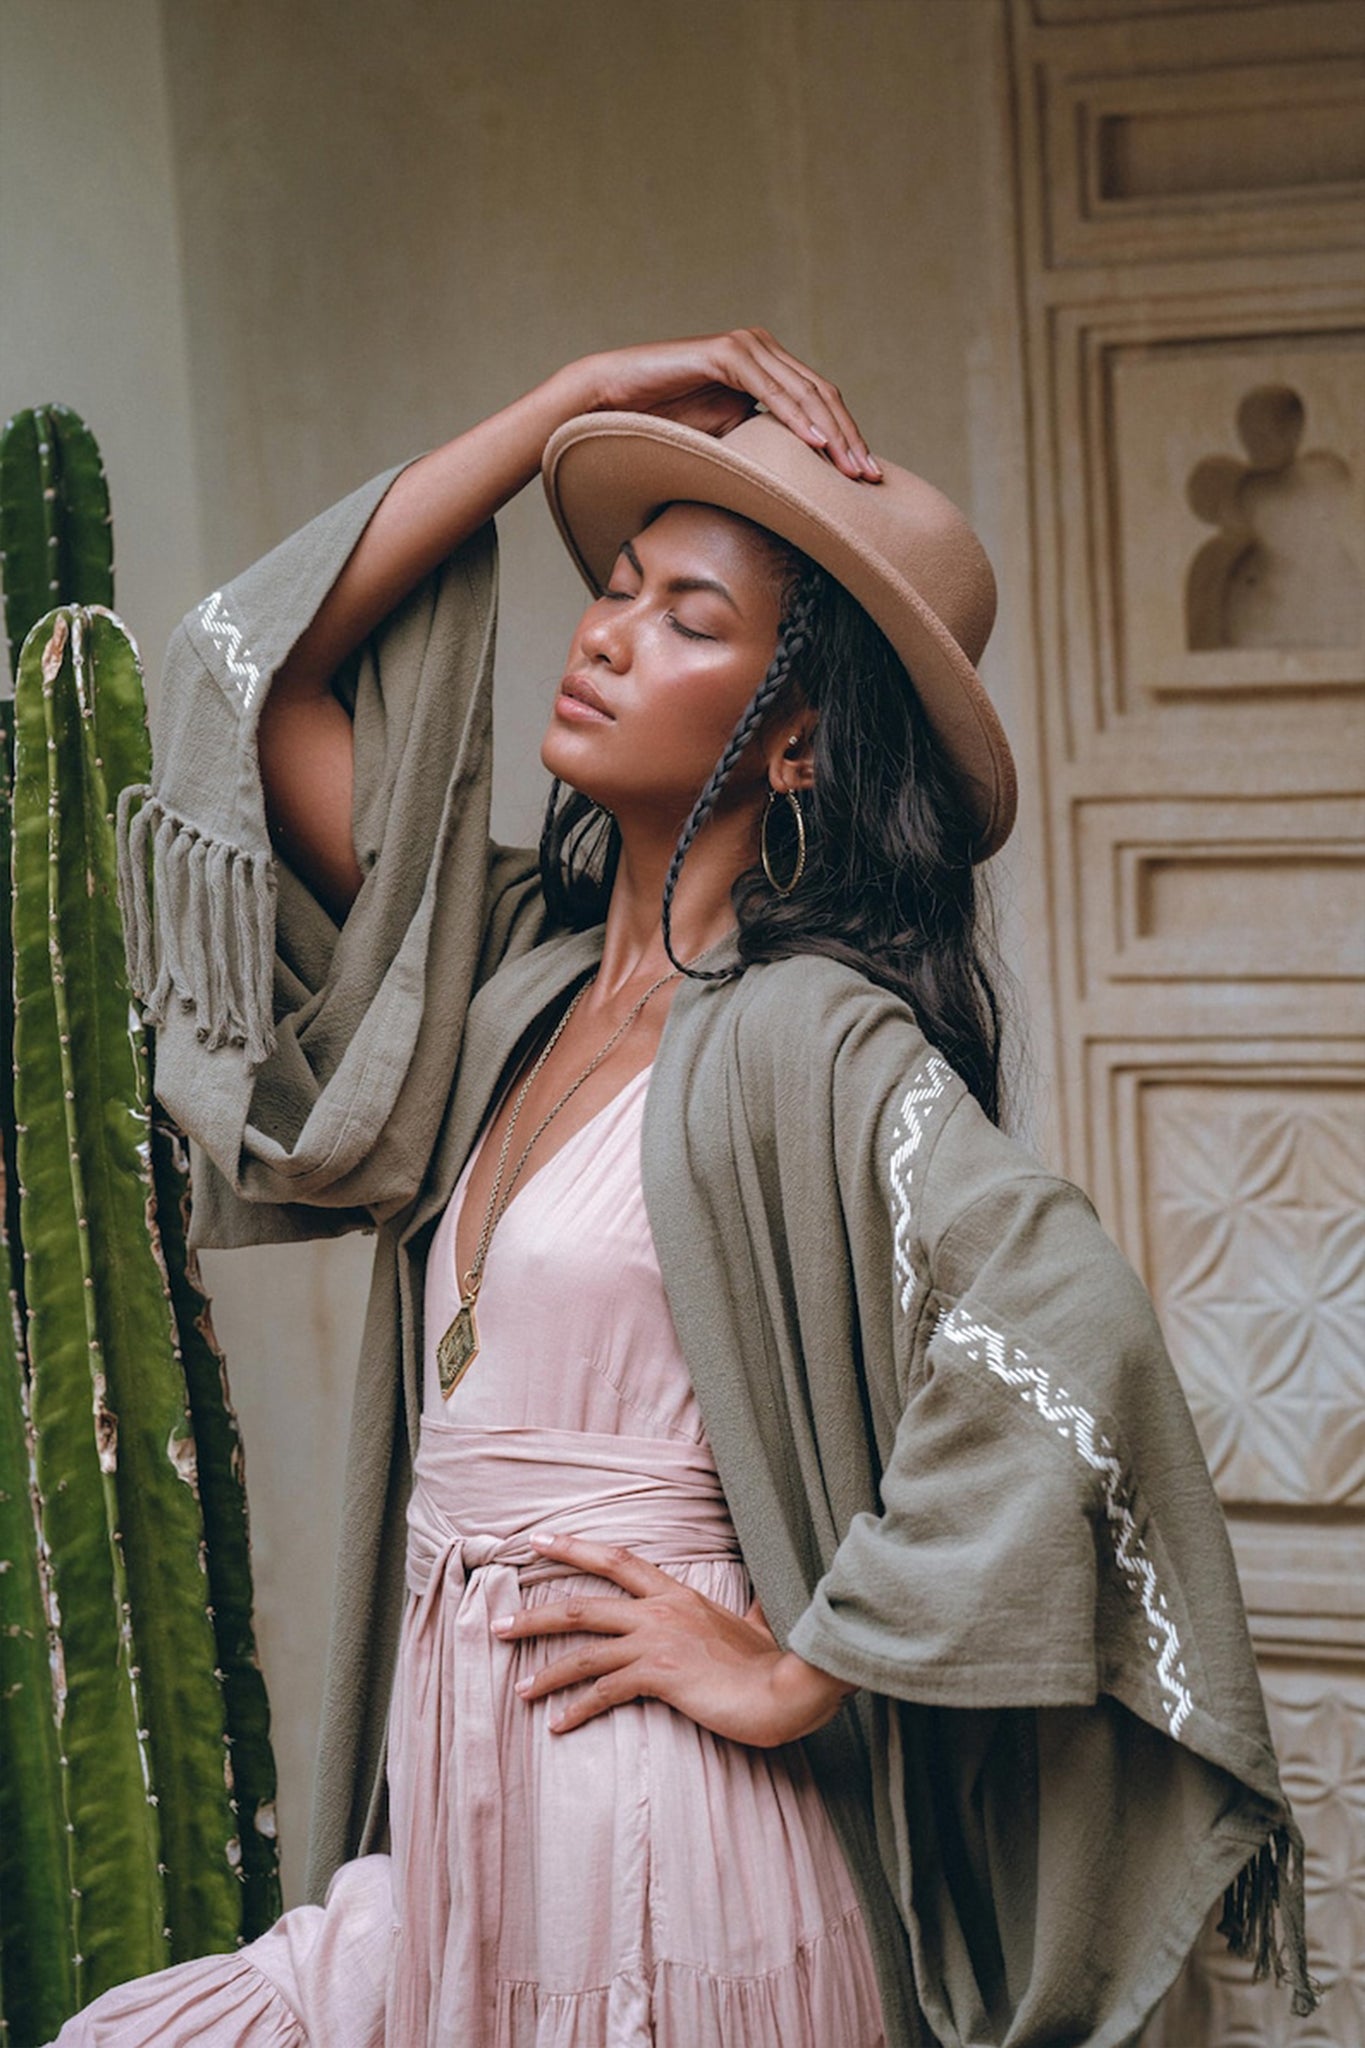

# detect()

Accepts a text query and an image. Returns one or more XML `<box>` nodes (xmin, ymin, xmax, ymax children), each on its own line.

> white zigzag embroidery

<box><xmin>198</xmin><ymin>590</ymin><xmax>262</xmax><ymax>712</ymax></box>
<box><xmin>938</xmin><ymin>1304</ymin><xmax>1194</xmax><ymax>1739</ymax></box>
<box><xmin>888</xmin><ymin>1055</ymin><xmax>952</xmax><ymax>1314</ymax></box>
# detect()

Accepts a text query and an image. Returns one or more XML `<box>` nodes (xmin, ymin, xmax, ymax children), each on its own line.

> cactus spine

<box><xmin>0</xmin><ymin>410</ymin><xmax>280</xmax><ymax>2042</ymax></box>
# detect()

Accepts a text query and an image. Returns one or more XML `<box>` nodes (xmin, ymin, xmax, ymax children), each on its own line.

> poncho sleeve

<box><xmin>777</xmin><ymin>1019</ymin><xmax>1316</xmax><ymax>2041</ymax></box>
<box><xmin>116</xmin><ymin>467</ymin><xmax>548</xmax><ymax>1248</ymax></box>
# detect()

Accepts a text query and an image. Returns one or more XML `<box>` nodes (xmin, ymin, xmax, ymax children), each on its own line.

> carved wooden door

<box><xmin>1008</xmin><ymin>2</ymin><xmax>1365</xmax><ymax>2039</ymax></box>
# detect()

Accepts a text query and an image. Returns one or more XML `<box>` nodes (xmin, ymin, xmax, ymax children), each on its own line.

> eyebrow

<box><xmin>618</xmin><ymin>538</ymin><xmax>741</xmax><ymax>614</ymax></box>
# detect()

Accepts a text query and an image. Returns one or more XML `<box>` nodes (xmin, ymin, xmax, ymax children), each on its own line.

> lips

<box><xmin>557</xmin><ymin>674</ymin><xmax>615</xmax><ymax>719</ymax></box>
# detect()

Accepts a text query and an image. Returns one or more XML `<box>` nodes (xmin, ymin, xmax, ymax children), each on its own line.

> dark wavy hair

<box><xmin>538</xmin><ymin>538</ymin><xmax>1006</xmax><ymax>1125</ymax></box>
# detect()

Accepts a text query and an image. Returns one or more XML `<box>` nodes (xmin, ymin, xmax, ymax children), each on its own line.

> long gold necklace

<box><xmin>436</xmin><ymin>966</ymin><xmax>681</xmax><ymax>1397</ymax></box>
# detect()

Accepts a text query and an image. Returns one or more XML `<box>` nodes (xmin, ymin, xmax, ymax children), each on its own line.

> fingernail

<box><xmin>863</xmin><ymin>452</ymin><xmax>883</xmax><ymax>479</ymax></box>
<box><xmin>550</xmin><ymin>1714</ymin><xmax>566</xmax><ymax>1733</ymax></box>
<box><xmin>530</xmin><ymin>1528</ymin><xmax>559</xmax><ymax>1547</ymax></box>
<box><xmin>806</xmin><ymin>423</ymin><xmax>828</xmax><ymax>445</ymax></box>
<box><xmin>491</xmin><ymin>1616</ymin><xmax>513</xmax><ymax>1635</ymax></box>
<box><xmin>515</xmin><ymin>1677</ymin><xmax>533</xmax><ymax>1696</ymax></box>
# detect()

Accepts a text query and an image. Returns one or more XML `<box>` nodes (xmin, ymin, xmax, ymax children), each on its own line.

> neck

<box><xmin>594</xmin><ymin>804</ymin><xmax>756</xmax><ymax>997</ymax></box>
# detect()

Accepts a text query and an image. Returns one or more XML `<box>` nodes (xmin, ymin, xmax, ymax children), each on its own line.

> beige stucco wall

<box><xmin>156</xmin><ymin>0</ymin><xmax>1035</xmax><ymax>847</ymax></box>
<box><xmin>0</xmin><ymin>0</ymin><xmax>204</xmax><ymax>686</ymax></box>
<box><xmin>4</xmin><ymin>0</ymin><xmax>1037</xmax><ymax>1906</ymax></box>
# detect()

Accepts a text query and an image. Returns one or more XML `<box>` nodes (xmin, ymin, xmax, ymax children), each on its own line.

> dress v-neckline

<box><xmin>450</xmin><ymin>1061</ymin><xmax>654</xmax><ymax>1285</ymax></box>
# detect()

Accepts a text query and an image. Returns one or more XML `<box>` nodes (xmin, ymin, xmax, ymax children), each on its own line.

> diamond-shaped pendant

<box><xmin>437</xmin><ymin>1300</ymin><xmax>480</xmax><ymax>1398</ymax></box>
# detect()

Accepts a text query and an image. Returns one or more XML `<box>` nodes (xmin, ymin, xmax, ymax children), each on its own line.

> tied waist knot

<box><xmin>404</xmin><ymin>1522</ymin><xmax>582</xmax><ymax>1603</ymax></box>
<box><xmin>399</xmin><ymin>1418</ymin><xmax>745</xmax><ymax>1720</ymax></box>
<box><xmin>447</xmin><ymin>1530</ymin><xmax>508</xmax><ymax>1575</ymax></box>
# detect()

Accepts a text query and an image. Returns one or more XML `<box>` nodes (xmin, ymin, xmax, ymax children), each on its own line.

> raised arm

<box><xmin>257</xmin><ymin>331</ymin><xmax>877</xmax><ymax>917</ymax></box>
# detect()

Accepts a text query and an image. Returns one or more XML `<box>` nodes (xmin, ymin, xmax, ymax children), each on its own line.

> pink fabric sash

<box><xmin>387</xmin><ymin>1417</ymin><xmax>744</xmax><ymax>2045</ymax></box>
<box><xmin>405</xmin><ymin>1417</ymin><xmax>742</xmax><ymax>1597</ymax></box>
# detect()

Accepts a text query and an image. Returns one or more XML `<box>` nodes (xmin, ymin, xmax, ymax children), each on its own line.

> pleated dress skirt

<box><xmin>54</xmin><ymin>1065</ymin><xmax>885</xmax><ymax>2046</ymax></box>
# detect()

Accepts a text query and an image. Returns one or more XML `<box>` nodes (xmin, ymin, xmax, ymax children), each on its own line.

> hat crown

<box><xmin>716</xmin><ymin>414</ymin><xmax>997</xmax><ymax>668</ymax></box>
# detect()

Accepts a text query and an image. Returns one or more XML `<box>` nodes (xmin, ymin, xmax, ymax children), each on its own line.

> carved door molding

<box><xmin>1008</xmin><ymin>1</ymin><xmax>1365</xmax><ymax>2038</ymax></box>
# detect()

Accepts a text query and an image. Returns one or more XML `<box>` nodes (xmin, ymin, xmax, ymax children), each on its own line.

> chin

<box><xmin>540</xmin><ymin>727</ymin><xmax>606</xmax><ymax>807</ymax></box>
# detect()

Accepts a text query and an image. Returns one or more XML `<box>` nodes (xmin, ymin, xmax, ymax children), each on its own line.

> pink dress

<box><xmin>54</xmin><ymin>1065</ymin><xmax>884</xmax><ymax>2047</ymax></box>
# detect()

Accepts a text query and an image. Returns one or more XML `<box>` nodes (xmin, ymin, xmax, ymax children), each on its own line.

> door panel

<box><xmin>1008</xmin><ymin>1</ymin><xmax>1365</xmax><ymax>2034</ymax></box>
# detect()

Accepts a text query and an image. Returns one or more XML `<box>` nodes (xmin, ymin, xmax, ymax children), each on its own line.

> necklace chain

<box><xmin>437</xmin><ymin>965</ymin><xmax>680</xmax><ymax>1397</ymax></box>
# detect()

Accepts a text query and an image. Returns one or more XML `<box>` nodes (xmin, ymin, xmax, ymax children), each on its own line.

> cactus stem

<box><xmin>5</xmin><ymin>490</ymin><xmax>275</xmax><ymax>1978</ymax></box>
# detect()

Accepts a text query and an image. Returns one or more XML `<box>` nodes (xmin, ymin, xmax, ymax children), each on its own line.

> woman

<box><xmin>72</xmin><ymin>332</ymin><xmax>1308</xmax><ymax>2045</ymax></box>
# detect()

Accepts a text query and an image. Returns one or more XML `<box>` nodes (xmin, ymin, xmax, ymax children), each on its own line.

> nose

<box><xmin>577</xmin><ymin>594</ymin><xmax>629</xmax><ymax>668</ymax></box>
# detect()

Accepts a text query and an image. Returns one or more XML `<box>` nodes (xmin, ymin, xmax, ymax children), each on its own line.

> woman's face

<box><xmin>541</xmin><ymin>502</ymin><xmax>788</xmax><ymax>829</ymax></box>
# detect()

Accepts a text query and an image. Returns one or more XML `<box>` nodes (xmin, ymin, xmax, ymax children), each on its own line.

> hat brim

<box><xmin>542</xmin><ymin>411</ymin><xmax>1016</xmax><ymax>860</ymax></box>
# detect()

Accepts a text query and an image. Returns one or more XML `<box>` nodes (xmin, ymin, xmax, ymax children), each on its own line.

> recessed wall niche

<box><xmin>1106</xmin><ymin>332</ymin><xmax>1365</xmax><ymax>705</ymax></box>
<box><xmin>1042</xmin><ymin>55</ymin><xmax>1365</xmax><ymax>268</ymax></box>
<box><xmin>1074</xmin><ymin>795</ymin><xmax>1365</xmax><ymax>995</ymax></box>
<box><xmin>1185</xmin><ymin>385</ymin><xmax>1362</xmax><ymax>653</ymax></box>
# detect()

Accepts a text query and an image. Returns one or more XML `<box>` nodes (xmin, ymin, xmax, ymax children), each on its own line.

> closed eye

<box><xmin>668</xmin><ymin>614</ymin><xmax>712</xmax><ymax>641</ymax></box>
<box><xmin>602</xmin><ymin>587</ymin><xmax>711</xmax><ymax>640</ymax></box>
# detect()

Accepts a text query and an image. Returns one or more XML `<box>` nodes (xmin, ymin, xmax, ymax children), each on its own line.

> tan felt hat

<box><xmin>542</xmin><ymin>410</ymin><xmax>1017</xmax><ymax>860</ymax></box>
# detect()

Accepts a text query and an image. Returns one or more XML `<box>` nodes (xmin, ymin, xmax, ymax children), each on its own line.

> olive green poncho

<box><xmin>118</xmin><ymin>469</ymin><xmax>1314</xmax><ymax>2046</ymax></box>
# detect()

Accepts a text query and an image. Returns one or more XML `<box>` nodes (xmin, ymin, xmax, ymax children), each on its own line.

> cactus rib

<box><xmin>38</xmin><ymin>608</ymin><xmax>242</xmax><ymax>1964</ymax></box>
<box><xmin>150</xmin><ymin>1125</ymin><xmax>282</xmax><ymax>1938</ymax></box>
<box><xmin>14</xmin><ymin>610</ymin><xmax>165</xmax><ymax>1998</ymax></box>
<box><xmin>0</xmin><ymin>1223</ymin><xmax>74</xmax><ymax>2038</ymax></box>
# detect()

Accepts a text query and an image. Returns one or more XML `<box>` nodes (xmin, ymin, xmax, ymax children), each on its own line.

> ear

<box><xmin>764</xmin><ymin>710</ymin><xmax>818</xmax><ymax>793</ymax></box>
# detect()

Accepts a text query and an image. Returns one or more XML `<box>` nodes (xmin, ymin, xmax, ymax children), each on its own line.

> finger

<box><xmin>718</xmin><ymin>329</ymin><xmax>843</xmax><ymax>455</ymax></box>
<box><xmin>546</xmin><ymin>1667</ymin><xmax>648</xmax><ymax>1734</ymax></box>
<box><xmin>493</xmin><ymin>1592</ymin><xmax>638</xmax><ymax>1641</ymax></box>
<box><xmin>744</xmin><ymin>329</ymin><xmax>881</xmax><ymax>481</ymax></box>
<box><xmin>526</xmin><ymin>1529</ymin><xmax>675</xmax><ymax>1597</ymax></box>
<box><xmin>751</xmin><ymin>328</ymin><xmax>873</xmax><ymax>466</ymax></box>
<box><xmin>514</xmin><ymin>1640</ymin><xmax>636</xmax><ymax>1704</ymax></box>
<box><xmin>721</xmin><ymin>331</ymin><xmax>842</xmax><ymax>464</ymax></box>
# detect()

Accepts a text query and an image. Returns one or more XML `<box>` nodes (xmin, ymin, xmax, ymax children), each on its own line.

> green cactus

<box><xmin>0</xmin><ymin>407</ymin><xmax>113</xmax><ymax>687</ymax></box>
<box><xmin>0</xmin><ymin>409</ymin><xmax>281</xmax><ymax>2038</ymax></box>
<box><xmin>11</xmin><ymin>608</ymin><xmax>171</xmax><ymax>1995</ymax></box>
<box><xmin>149</xmin><ymin>1123</ymin><xmax>280</xmax><ymax>1939</ymax></box>
<box><xmin>0</xmin><ymin>525</ymin><xmax>77</xmax><ymax>2041</ymax></box>
<box><xmin>0</xmin><ymin>1123</ymin><xmax>73</xmax><ymax>2041</ymax></box>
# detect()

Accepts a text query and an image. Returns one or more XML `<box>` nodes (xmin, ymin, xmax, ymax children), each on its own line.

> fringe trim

<box><xmin>1217</xmin><ymin>1821</ymin><xmax>1321</xmax><ymax>2017</ymax></box>
<box><xmin>116</xmin><ymin>785</ymin><xmax>277</xmax><ymax>1067</ymax></box>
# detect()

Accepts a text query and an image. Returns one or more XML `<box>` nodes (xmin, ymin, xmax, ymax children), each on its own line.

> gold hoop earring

<box><xmin>761</xmin><ymin>788</ymin><xmax>806</xmax><ymax>897</ymax></box>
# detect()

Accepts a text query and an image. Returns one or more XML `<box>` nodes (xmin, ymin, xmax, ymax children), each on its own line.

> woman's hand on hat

<box><xmin>562</xmin><ymin>329</ymin><xmax>882</xmax><ymax>483</ymax></box>
<box><xmin>491</xmin><ymin>1527</ymin><xmax>859</xmax><ymax>1745</ymax></box>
